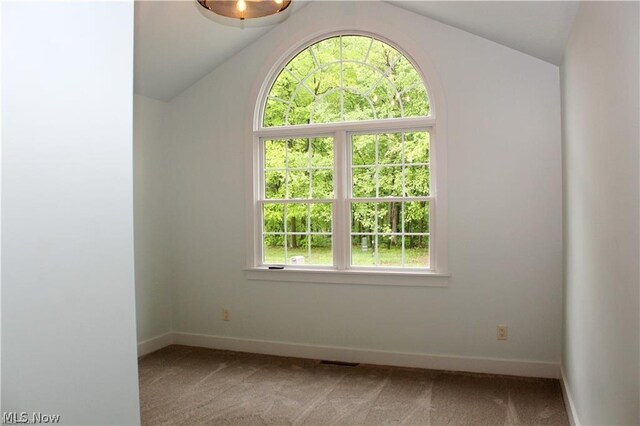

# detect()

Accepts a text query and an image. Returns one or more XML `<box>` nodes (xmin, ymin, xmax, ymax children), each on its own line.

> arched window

<box><xmin>263</xmin><ymin>35</ymin><xmax>429</xmax><ymax>127</ymax></box>
<box><xmin>249</xmin><ymin>34</ymin><xmax>445</xmax><ymax>280</ymax></box>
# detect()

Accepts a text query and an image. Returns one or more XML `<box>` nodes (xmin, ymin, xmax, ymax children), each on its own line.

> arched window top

<box><xmin>263</xmin><ymin>35</ymin><xmax>430</xmax><ymax>128</ymax></box>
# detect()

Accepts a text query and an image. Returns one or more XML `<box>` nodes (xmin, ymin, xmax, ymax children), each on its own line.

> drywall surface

<box><xmin>1</xmin><ymin>2</ymin><xmax>141</xmax><ymax>424</ymax></box>
<box><xmin>562</xmin><ymin>2</ymin><xmax>640</xmax><ymax>424</ymax></box>
<box><xmin>164</xmin><ymin>1</ymin><xmax>563</xmax><ymax>365</ymax></box>
<box><xmin>134</xmin><ymin>94</ymin><xmax>173</xmax><ymax>343</ymax></box>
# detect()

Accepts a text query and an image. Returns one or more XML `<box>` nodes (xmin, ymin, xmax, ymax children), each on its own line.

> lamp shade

<box><xmin>197</xmin><ymin>0</ymin><xmax>292</xmax><ymax>20</ymax></box>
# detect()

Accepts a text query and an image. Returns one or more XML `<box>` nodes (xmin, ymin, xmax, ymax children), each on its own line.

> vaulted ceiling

<box><xmin>392</xmin><ymin>1</ymin><xmax>579</xmax><ymax>65</ymax></box>
<box><xmin>135</xmin><ymin>1</ymin><xmax>579</xmax><ymax>102</ymax></box>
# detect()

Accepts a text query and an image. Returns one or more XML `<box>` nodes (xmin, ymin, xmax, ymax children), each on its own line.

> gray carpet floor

<box><xmin>138</xmin><ymin>345</ymin><xmax>568</xmax><ymax>425</ymax></box>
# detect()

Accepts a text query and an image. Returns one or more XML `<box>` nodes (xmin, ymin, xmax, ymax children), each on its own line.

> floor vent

<box><xmin>320</xmin><ymin>360</ymin><xmax>360</xmax><ymax>367</ymax></box>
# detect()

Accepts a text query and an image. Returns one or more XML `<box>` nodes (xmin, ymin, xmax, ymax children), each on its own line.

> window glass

<box><xmin>263</xmin><ymin>137</ymin><xmax>334</xmax><ymax>266</ymax></box>
<box><xmin>350</xmin><ymin>131</ymin><xmax>430</xmax><ymax>268</ymax></box>
<box><xmin>257</xmin><ymin>35</ymin><xmax>437</xmax><ymax>273</ymax></box>
<box><xmin>264</xmin><ymin>35</ymin><xmax>430</xmax><ymax>127</ymax></box>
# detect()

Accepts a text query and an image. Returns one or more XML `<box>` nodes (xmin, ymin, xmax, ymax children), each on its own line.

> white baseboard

<box><xmin>560</xmin><ymin>365</ymin><xmax>581</xmax><ymax>425</ymax></box>
<box><xmin>137</xmin><ymin>332</ymin><xmax>175</xmax><ymax>357</ymax></box>
<box><xmin>167</xmin><ymin>332</ymin><xmax>559</xmax><ymax>379</ymax></box>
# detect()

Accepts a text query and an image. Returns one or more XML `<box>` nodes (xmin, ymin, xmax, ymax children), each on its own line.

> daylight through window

<box><xmin>255</xmin><ymin>34</ymin><xmax>437</xmax><ymax>272</ymax></box>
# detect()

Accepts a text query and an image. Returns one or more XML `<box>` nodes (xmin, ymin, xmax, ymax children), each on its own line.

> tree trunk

<box><xmin>389</xmin><ymin>202</ymin><xmax>398</xmax><ymax>248</ymax></box>
<box><xmin>290</xmin><ymin>217</ymin><xmax>298</xmax><ymax>249</ymax></box>
<box><xmin>418</xmin><ymin>201</ymin><xmax>425</xmax><ymax>247</ymax></box>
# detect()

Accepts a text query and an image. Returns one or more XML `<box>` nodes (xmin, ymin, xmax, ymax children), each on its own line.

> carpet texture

<box><xmin>139</xmin><ymin>345</ymin><xmax>568</xmax><ymax>425</ymax></box>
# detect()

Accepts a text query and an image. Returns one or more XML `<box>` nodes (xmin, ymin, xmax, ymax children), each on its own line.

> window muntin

<box><xmin>264</xmin><ymin>35</ymin><xmax>430</xmax><ymax>127</ymax></box>
<box><xmin>256</xmin><ymin>34</ymin><xmax>438</xmax><ymax>274</ymax></box>
<box><xmin>262</xmin><ymin>137</ymin><xmax>334</xmax><ymax>266</ymax></box>
<box><xmin>349</xmin><ymin>131</ymin><xmax>430</xmax><ymax>268</ymax></box>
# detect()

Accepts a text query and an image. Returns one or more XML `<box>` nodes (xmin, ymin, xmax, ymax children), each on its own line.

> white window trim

<box><xmin>245</xmin><ymin>29</ymin><xmax>449</xmax><ymax>287</ymax></box>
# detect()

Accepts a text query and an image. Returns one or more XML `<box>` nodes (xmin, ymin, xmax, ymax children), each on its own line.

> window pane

<box><xmin>404</xmin><ymin>235</ymin><xmax>429</xmax><ymax>268</ymax></box>
<box><xmin>311</xmin><ymin>169</ymin><xmax>333</xmax><ymax>198</ymax></box>
<box><xmin>265</xmin><ymin>140</ymin><xmax>286</xmax><ymax>169</ymax></box>
<box><xmin>286</xmin><ymin>204</ymin><xmax>307</xmax><ymax>233</ymax></box>
<box><xmin>351</xmin><ymin>234</ymin><xmax>376</xmax><ymax>266</ymax></box>
<box><xmin>404</xmin><ymin>166</ymin><xmax>430</xmax><ymax>196</ymax></box>
<box><xmin>351</xmin><ymin>202</ymin><xmax>376</xmax><ymax>233</ymax></box>
<box><xmin>269</xmin><ymin>69</ymin><xmax>296</xmax><ymax>104</ymax></box>
<box><xmin>378</xmin><ymin>133</ymin><xmax>402</xmax><ymax>165</ymax></box>
<box><xmin>352</xmin><ymin>202</ymin><xmax>412</xmax><ymax>234</ymax></box>
<box><xmin>378</xmin><ymin>235</ymin><xmax>403</xmax><ymax>267</ymax></box>
<box><xmin>287</xmin><ymin>139</ymin><xmax>309</xmax><ymax>168</ymax></box>
<box><xmin>265</xmin><ymin>171</ymin><xmax>285</xmax><ymax>199</ymax></box>
<box><xmin>378</xmin><ymin>166</ymin><xmax>402</xmax><ymax>197</ymax></box>
<box><xmin>288</xmin><ymin>90</ymin><xmax>314</xmax><ymax>126</ymax></box>
<box><xmin>286</xmin><ymin>235</ymin><xmax>306</xmax><ymax>265</ymax></box>
<box><xmin>377</xmin><ymin>202</ymin><xmax>402</xmax><ymax>234</ymax></box>
<box><xmin>403</xmin><ymin>201</ymin><xmax>429</xmax><ymax>234</ymax></box>
<box><xmin>341</xmin><ymin>35</ymin><xmax>371</xmax><ymax>62</ymax></box>
<box><xmin>286</xmin><ymin>49</ymin><xmax>315</xmax><ymax>81</ymax></box>
<box><xmin>309</xmin><ymin>235</ymin><xmax>332</xmax><ymax>266</ymax></box>
<box><xmin>311</xmin><ymin>138</ymin><xmax>333</xmax><ymax>167</ymax></box>
<box><xmin>264</xmin><ymin>98</ymin><xmax>287</xmax><ymax>127</ymax></box>
<box><xmin>263</xmin><ymin>203</ymin><xmax>284</xmax><ymax>233</ymax></box>
<box><xmin>370</xmin><ymin>80</ymin><xmax>401</xmax><ymax>120</ymax></box>
<box><xmin>311</xmin><ymin>90</ymin><xmax>342</xmax><ymax>124</ymax></box>
<box><xmin>389</xmin><ymin>57</ymin><xmax>425</xmax><ymax>98</ymax></box>
<box><xmin>352</xmin><ymin>167</ymin><xmax>376</xmax><ymax>197</ymax></box>
<box><xmin>401</xmin><ymin>84</ymin><xmax>430</xmax><ymax>117</ymax></box>
<box><xmin>284</xmin><ymin>235</ymin><xmax>333</xmax><ymax>266</ymax></box>
<box><xmin>343</xmin><ymin>90</ymin><xmax>376</xmax><ymax>122</ymax></box>
<box><xmin>342</xmin><ymin>62</ymin><xmax>379</xmax><ymax>99</ymax></box>
<box><xmin>310</xmin><ymin>203</ymin><xmax>332</xmax><ymax>233</ymax></box>
<box><xmin>352</xmin><ymin>134</ymin><xmax>376</xmax><ymax>166</ymax></box>
<box><xmin>263</xmin><ymin>235</ymin><xmax>285</xmax><ymax>264</ymax></box>
<box><xmin>404</xmin><ymin>131</ymin><xmax>429</xmax><ymax>164</ymax></box>
<box><xmin>287</xmin><ymin>170</ymin><xmax>309</xmax><ymax>199</ymax></box>
<box><xmin>311</xmin><ymin>36</ymin><xmax>341</xmax><ymax>65</ymax></box>
<box><xmin>367</xmin><ymin>39</ymin><xmax>401</xmax><ymax>73</ymax></box>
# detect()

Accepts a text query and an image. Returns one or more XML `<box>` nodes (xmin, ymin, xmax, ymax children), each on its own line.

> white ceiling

<box><xmin>392</xmin><ymin>1</ymin><xmax>579</xmax><ymax>65</ymax></box>
<box><xmin>134</xmin><ymin>1</ymin><xmax>296</xmax><ymax>101</ymax></box>
<box><xmin>135</xmin><ymin>1</ymin><xmax>579</xmax><ymax>102</ymax></box>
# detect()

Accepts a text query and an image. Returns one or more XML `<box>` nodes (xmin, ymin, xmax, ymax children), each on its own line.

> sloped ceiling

<box><xmin>392</xmin><ymin>1</ymin><xmax>579</xmax><ymax>65</ymax></box>
<box><xmin>135</xmin><ymin>1</ymin><xmax>579</xmax><ymax>102</ymax></box>
<box><xmin>134</xmin><ymin>1</ymin><xmax>293</xmax><ymax>101</ymax></box>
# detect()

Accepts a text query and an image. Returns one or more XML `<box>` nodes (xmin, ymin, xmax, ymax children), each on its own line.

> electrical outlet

<box><xmin>497</xmin><ymin>325</ymin><xmax>508</xmax><ymax>340</ymax></box>
<box><xmin>222</xmin><ymin>309</ymin><xmax>230</xmax><ymax>321</ymax></box>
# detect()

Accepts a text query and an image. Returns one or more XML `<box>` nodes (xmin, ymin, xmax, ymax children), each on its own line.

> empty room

<box><xmin>2</xmin><ymin>1</ymin><xmax>638</xmax><ymax>425</ymax></box>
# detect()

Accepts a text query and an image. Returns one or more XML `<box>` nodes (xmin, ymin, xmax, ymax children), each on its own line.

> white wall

<box><xmin>161</xmin><ymin>1</ymin><xmax>563</xmax><ymax>369</ymax></box>
<box><xmin>134</xmin><ymin>94</ymin><xmax>173</xmax><ymax>344</ymax></box>
<box><xmin>562</xmin><ymin>2</ymin><xmax>640</xmax><ymax>424</ymax></box>
<box><xmin>2</xmin><ymin>2</ymin><xmax>141</xmax><ymax>424</ymax></box>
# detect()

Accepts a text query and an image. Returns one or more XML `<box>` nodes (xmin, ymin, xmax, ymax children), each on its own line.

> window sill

<box><xmin>244</xmin><ymin>267</ymin><xmax>450</xmax><ymax>287</ymax></box>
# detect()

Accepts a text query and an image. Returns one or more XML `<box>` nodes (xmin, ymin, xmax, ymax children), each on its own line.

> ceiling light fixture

<box><xmin>197</xmin><ymin>0</ymin><xmax>292</xmax><ymax>21</ymax></box>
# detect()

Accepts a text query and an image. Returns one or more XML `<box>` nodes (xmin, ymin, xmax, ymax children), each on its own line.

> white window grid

<box><xmin>349</xmin><ymin>131</ymin><xmax>431</xmax><ymax>268</ymax></box>
<box><xmin>256</xmin><ymin>124</ymin><xmax>434</xmax><ymax>271</ymax></box>
<box><xmin>265</xmin><ymin>34</ymin><xmax>429</xmax><ymax>127</ymax></box>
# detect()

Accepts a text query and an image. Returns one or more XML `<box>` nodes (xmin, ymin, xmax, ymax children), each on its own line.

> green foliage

<box><xmin>264</xmin><ymin>35</ymin><xmax>430</xmax><ymax>127</ymax></box>
<box><xmin>263</xmin><ymin>133</ymin><xmax>431</xmax><ymax>265</ymax></box>
<box><xmin>261</xmin><ymin>35</ymin><xmax>431</xmax><ymax>267</ymax></box>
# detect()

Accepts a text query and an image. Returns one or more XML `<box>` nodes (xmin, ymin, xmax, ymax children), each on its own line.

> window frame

<box><xmin>245</xmin><ymin>31</ymin><xmax>449</xmax><ymax>286</ymax></box>
<box><xmin>347</xmin><ymin>129</ymin><xmax>434</xmax><ymax>271</ymax></box>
